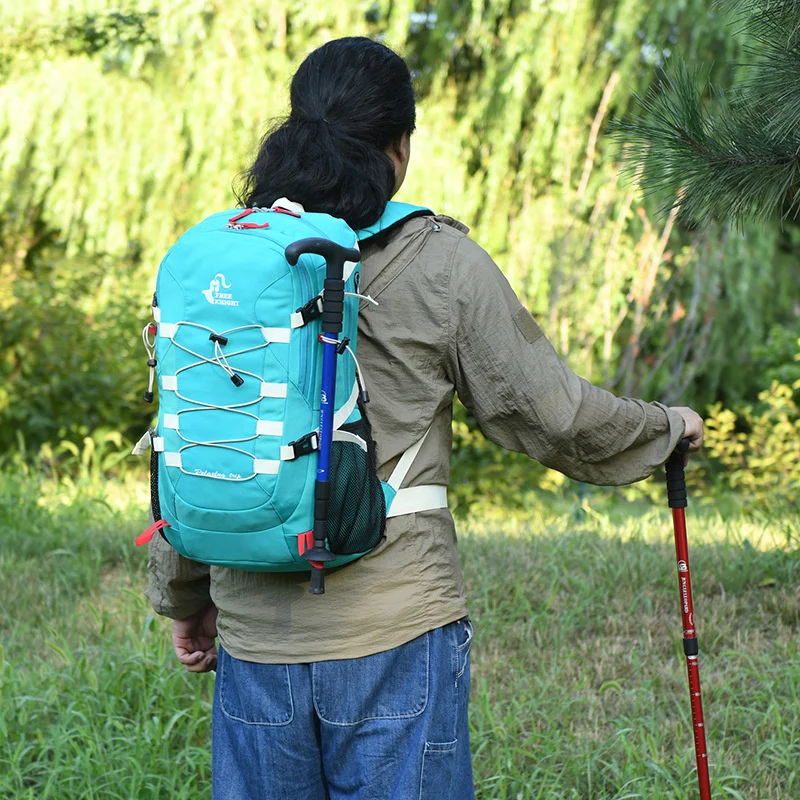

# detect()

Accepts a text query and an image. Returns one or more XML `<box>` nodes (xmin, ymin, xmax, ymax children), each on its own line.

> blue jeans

<box><xmin>212</xmin><ymin>618</ymin><xmax>474</xmax><ymax>799</ymax></box>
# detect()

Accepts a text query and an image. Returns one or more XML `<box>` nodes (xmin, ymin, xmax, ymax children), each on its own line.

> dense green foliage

<box><xmin>705</xmin><ymin>372</ymin><xmax>800</xmax><ymax>503</ymax></box>
<box><xmin>1</xmin><ymin>1</ymin><xmax>798</xmax><ymax>509</ymax></box>
<box><xmin>2</xmin><ymin>472</ymin><xmax>798</xmax><ymax>797</ymax></box>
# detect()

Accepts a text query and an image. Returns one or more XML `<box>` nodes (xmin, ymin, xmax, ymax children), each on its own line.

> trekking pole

<box><xmin>286</xmin><ymin>238</ymin><xmax>360</xmax><ymax>595</ymax></box>
<box><xmin>665</xmin><ymin>438</ymin><xmax>712</xmax><ymax>800</ymax></box>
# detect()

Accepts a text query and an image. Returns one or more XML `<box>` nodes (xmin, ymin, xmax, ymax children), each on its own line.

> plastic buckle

<box><xmin>289</xmin><ymin>431</ymin><xmax>319</xmax><ymax>458</ymax></box>
<box><xmin>295</xmin><ymin>296</ymin><xmax>323</xmax><ymax>325</ymax></box>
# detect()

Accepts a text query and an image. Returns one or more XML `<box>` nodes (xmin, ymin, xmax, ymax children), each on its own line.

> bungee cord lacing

<box><xmin>142</xmin><ymin>320</ymin><xmax>283</xmax><ymax>479</ymax></box>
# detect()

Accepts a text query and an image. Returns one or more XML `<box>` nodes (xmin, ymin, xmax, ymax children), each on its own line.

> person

<box><xmin>146</xmin><ymin>36</ymin><xmax>704</xmax><ymax>800</ymax></box>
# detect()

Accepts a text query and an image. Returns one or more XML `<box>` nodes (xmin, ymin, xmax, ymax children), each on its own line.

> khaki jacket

<box><xmin>146</xmin><ymin>214</ymin><xmax>685</xmax><ymax>662</ymax></box>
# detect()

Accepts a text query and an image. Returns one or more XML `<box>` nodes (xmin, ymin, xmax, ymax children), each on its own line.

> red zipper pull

<box><xmin>228</xmin><ymin>208</ymin><xmax>255</xmax><ymax>223</ymax></box>
<box><xmin>272</xmin><ymin>206</ymin><xmax>301</xmax><ymax>218</ymax></box>
<box><xmin>135</xmin><ymin>519</ymin><xmax>170</xmax><ymax>546</ymax></box>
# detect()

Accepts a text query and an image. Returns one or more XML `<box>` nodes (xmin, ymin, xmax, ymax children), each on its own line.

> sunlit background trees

<box><xmin>1</xmin><ymin>1</ymin><xmax>798</xmax><ymax>509</ymax></box>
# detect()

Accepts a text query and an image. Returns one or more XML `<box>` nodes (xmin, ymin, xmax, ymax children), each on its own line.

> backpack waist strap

<box><xmin>384</xmin><ymin>426</ymin><xmax>448</xmax><ymax>518</ymax></box>
<box><xmin>387</xmin><ymin>485</ymin><xmax>448</xmax><ymax>518</ymax></box>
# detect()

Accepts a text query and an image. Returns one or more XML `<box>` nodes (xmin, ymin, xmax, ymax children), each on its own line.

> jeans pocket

<box><xmin>455</xmin><ymin>618</ymin><xmax>473</xmax><ymax>682</ymax></box>
<box><xmin>312</xmin><ymin>632</ymin><xmax>429</xmax><ymax>725</ymax></box>
<box><xmin>419</xmin><ymin>739</ymin><xmax>458</xmax><ymax>800</ymax></box>
<box><xmin>217</xmin><ymin>647</ymin><xmax>294</xmax><ymax>726</ymax></box>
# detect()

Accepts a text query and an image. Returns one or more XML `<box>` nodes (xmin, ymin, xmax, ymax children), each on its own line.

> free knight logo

<box><xmin>201</xmin><ymin>273</ymin><xmax>240</xmax><ymax>307</ymax></box>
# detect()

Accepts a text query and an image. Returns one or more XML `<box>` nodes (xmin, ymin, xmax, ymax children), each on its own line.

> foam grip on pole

<box><xmin>665</xmin><ymin>438</ymin><xmax>690</xmax><ymax>509</ymax></box>
<box><xmin>322</xmin><ymin>278</ymin><xmax>345</xmax><ymax>333</ymax></box>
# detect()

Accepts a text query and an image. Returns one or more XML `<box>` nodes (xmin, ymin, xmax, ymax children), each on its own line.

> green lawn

<box><xmin>1</xmin><ymin>470</ymin><xmax>798</xmax><ymax>799</ymax></box>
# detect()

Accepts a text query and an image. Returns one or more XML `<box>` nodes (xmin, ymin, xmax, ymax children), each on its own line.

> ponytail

<box><xmin>235</xmin><ymin>38</ymin><xmax>415</xmax><ymax>230</ymax></box>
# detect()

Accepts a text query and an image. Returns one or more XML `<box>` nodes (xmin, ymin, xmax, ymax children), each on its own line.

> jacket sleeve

<box><xmin>145</xmin><ymin>521</ymin><xmax>212</xmax><ymax>620</ymax></box>
<box><xmin>446</xmin><ymin>236</ymin><xmax>685</xmax><ymax>486</ymax></box>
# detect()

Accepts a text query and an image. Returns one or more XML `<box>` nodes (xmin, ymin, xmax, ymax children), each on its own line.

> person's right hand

<box><xmin>670</xmin><ymin>406</ymin><xmax>704</xmax><ymax>455</ymax></box>
<box><xmin>172</xmin><ymin>603</ymin><xmax>218</xmax><ymax>673</ymax></box>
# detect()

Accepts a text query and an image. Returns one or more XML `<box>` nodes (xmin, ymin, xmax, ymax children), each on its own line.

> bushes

<box><xmin>705</xmin><ymin>349</ymin><xmax>800</xmax><ymax>504</ymax></box>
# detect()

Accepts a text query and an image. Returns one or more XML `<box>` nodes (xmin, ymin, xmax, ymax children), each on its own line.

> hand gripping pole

<box><xmin>286</xmin><ymin>238</ymin><xmax>360</xmax><ymax>595</ymax></box>
<box><xmin>666</xmin><ymin>438</ymin><xmax>712</xmax><ymax>800</ymax></box>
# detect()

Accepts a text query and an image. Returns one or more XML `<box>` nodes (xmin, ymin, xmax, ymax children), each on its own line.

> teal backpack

<box><xmin>134</xmin><ymin>200</ymin><xmax>447</xmax><ymax>592</ymax></box>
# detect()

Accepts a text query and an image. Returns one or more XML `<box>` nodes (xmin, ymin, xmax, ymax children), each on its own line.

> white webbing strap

<box><xmin>164</xmin><ymin>452</ymin><xmax>182</xmax><ymax>468</ymax></box>
<box><xmin>152</xmin><ymin>305</ymin><xmax>161</xmax><ymax>322</ymax></box>
<box><xmin>159</xmin><ymin>323</ymin><xmax>178</xmax><ymax>339</ymax></box>
<box><xmin>387</xmin><ymin>485</ymin><xmax>448</xmax><ymax>518</ymax></box>
<box><xmin>261</xmin><ymin>327</ymin><xmax>291</xmax><ymax>344</ymax></box>
<box><xmin>163</xmin><ymin>414</ymin><xmax>180</xmax><ymax>430</ymax></box>
<box><xmin>260</xmin><ymin>382</ymin><xmax>288</xmax><ymax>398</ymax></box>
<box><xmin>333</xmin><ymin>381</ymin><xmax>359</xmax><ymax>430</ymax></box>
<box><xmin>161</xmin><ymin>375</ymin><xmax>177</xmax><ymax>391</ymax></box>
<box><xmin>387</xmin><ymin>426</ymin><xmax>432</xmax><ymax>491</ymax></box>
<box><xmin>253</xmin><ymin>459</ymin><xmax>280</xmax><ymax>475</ymax></box>
<box><xmin>332</xmin><ymin>430</ymin><xmax>367</xmax><ymax>451</ymax></box>
<box><xmin>257</xmin><ymin>420</ymin><xmax>284</xmax><ymax>437</ymax></box>
<box><xmin>384</xmin><ymin>427</ymin><xmax>447</xmax><ymax>517</ymax></box>
<box><xmin>152</xmin><ymin>437</ymin><xmax>165</xmax><ymax>452</ymax></box>
<box><xmin>131</xmin><ymin>429</ymin><xmax>153</xmax><ymax>456</ymax></box>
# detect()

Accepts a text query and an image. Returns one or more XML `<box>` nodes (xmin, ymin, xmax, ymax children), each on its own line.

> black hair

<box><xmin>235</xmin><ymin>37</ymin><xmax>416</xmax><ymax>230</ymax></box>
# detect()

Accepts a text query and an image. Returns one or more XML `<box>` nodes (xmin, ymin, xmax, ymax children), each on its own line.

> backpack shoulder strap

<box><xmin>355</xmin><ymin>202</ymin><xmax>435</xmax><ymax>305</ymax></box>
<box><xmin>356</xmin><ymin>201</ymin><xmax>433</xmax><ymax>245</ymax></box>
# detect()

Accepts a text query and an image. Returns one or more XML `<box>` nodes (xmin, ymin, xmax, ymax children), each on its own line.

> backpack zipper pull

<box><xmin>135</xmin><ymin>518</ymin><xmax>170</xmax><ymax>546</ymax></box>
<box><xmin>142</xmin><ymin>322</ymin><xmax>158</xmax><ymax>403</ymax></box>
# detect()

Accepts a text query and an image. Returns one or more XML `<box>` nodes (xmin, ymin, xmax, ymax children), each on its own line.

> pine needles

<box><xmin>617</xmin><ymin>0</ymin><xmax>800</xmax><ymax>225</ymax></box>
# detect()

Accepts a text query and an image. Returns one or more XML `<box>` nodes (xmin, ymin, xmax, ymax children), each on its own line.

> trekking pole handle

<box><xmin>285</xmin><ymin>238</ymin><xmax>360</xmax><ymax>281</ymax></box>
<box><xmin>665</xmin><ymin>438</ymin><xmax>691</xmax><ymax>509</ymax></box>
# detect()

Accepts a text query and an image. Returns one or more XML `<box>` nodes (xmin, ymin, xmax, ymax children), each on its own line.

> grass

<box><xmin>1</xmin><ymin>469</ymin><xmax>798</xmax><ymax>799</ymax></box>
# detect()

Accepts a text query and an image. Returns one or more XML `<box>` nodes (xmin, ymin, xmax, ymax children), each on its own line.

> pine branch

<box><xmin>616</xmin><ymin>0</ymin><xmax>800</xmax><ymax>225</ymax></box>
<box><xmin>721</xmin><ymin>0</ymin><xmax>800</xmax><ymax>43</ymax></box>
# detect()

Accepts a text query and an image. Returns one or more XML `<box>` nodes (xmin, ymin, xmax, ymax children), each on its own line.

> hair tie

<box><xmin>295</xmin><ymin>113</ymin><xmax>330</xmax><ymax>125</ymax></box>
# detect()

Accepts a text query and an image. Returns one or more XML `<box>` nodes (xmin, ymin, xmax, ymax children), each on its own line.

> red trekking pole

<box><xmin>666</xmin><ymin>439</ymin><xmax>712</xmax><ymax>799</ymax></box>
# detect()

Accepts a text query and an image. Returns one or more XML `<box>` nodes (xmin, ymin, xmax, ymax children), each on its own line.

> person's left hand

<box><xmin>172</xmin><ymin>604</ymin><xmax>218</xmax><ymax>673</ymax></box>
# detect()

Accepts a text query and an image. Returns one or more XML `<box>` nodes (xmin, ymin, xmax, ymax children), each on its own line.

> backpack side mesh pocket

<box><xmin>327</xmin><ymin>411</ymin><xmax>386</xmax><ymax>556</ymax></box>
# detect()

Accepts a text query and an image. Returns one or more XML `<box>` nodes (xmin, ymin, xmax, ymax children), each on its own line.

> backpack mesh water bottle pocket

<box><xmin>327</xmin><ymin>414</ymin><xmax>386</xmax><ymax>555</ymax></box>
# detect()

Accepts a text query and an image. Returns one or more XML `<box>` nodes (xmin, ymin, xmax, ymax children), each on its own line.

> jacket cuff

<box><xmin>645</xmin><ymin>402</ymin><xmax>687</xmax><ymax>452</ymax></box>
<box><xmin>145</xmin><ymin>531</ymin><xmax>212</xmax><ymax>620</ymax></box>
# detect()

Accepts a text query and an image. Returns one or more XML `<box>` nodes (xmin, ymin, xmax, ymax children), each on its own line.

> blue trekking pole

<box><xmin>285</xmin><ymin>238</ymin><xmax>360</xmax><ymax>595</ymax></box>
